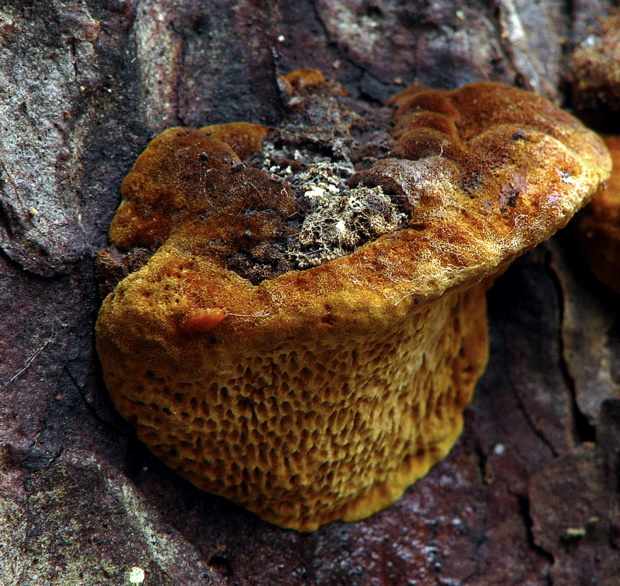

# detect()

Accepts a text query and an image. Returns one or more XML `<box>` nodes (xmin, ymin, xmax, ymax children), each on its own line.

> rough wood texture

<box><xmin>1</xmin><ymin>0</ymin><xmax>619</xmax><ymax>584</ymax></box>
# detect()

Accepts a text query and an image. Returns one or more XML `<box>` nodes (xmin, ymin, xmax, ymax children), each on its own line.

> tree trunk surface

<box><xmin>1</xmin><ymin>1</ymin><xmax>619</xmax><ymax>584</ymax></box>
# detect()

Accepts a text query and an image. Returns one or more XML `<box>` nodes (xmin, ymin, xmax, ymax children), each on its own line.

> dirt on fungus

<box><xmin>240</xmin><ymin>88</ymin><xmax>406</xmax><ymax>278</ymax></box>
<box><xmin>97</xmin><ymin>79</ymin><xmax>399</xmax><ymax>289</ymax></box>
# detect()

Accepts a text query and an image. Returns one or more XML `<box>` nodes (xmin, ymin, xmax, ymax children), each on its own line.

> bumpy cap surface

<box><xmin>573</xmin><ymin>134</ymin><xmax>620</xmax><ymax>293</ymax></box>
<box><xmin>96</xmin><ymin>80</ymin><xmax>611</xmax><ymax>530</ymax></box>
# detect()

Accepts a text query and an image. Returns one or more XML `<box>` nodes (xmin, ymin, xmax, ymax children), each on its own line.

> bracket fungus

<box><xmin>96</xmin><ymin>74</ymin><xmax>611</xmax><ymax>531</ymax></box>
<box><xmin>574</xmin><ymin>134</ymin><xmax>620</xmax><ymax>293</ymax></box>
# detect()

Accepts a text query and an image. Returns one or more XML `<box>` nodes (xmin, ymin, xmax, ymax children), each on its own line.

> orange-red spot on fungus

<box><xmin>180</xmin><ymin>308</ymin><xmax>228</xmax><ymax>334</ymax></box>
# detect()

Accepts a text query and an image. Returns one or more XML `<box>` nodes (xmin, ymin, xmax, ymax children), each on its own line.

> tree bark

<box><xmin>1</xmin><ymin>0</ymin><xmax>618</xmax><ymax>584</ymax></box>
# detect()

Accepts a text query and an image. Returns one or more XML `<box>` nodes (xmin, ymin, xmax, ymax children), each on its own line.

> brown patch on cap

<box><xmin>201</xmin><ymin>122</ymin><xmax>272</xmax><ymax>160</ymax></box>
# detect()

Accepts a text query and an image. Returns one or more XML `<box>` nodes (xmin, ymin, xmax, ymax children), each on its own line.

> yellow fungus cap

<box><xmin>96</xmin><ymin>80</ymin><xmax>610</xmax><ymax>531</ymax></box>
